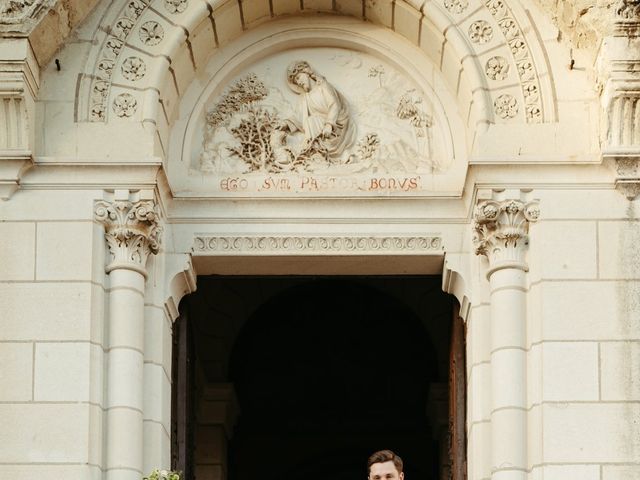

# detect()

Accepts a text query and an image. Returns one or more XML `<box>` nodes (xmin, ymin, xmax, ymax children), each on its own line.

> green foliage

<box><xmin>143</xmin><ymin>469</ymin><xmax>182</xmax><ymax>480</ymax></box>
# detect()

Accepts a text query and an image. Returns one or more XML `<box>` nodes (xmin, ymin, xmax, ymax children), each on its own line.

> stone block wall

<box><xmin>0</xmin><ymin>189</ymin><xmax>106</xmax><ymax>480</ymax></box>
<box><xmin>524</xmin><ymin>188</ymin><xmax>640</xmax><ymax>480</ymax></box>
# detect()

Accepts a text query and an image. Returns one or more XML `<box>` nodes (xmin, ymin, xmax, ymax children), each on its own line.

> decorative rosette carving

<box><xmin>494</xmin><ymin>94</ymin><xmax>518</xmax><ymax>119</ymax></box>
<box><xmin>87</xmin><ymin>0</ymin><xmax>152</xmax><ymax>121</ymax></box>
<box><xmin>483</xmin><ymin>0</ymin><xmax>543</xmax><ymax>124</ymax></box>
<box><xmin>473</xmin><ymin>199</ymin><xmax>540</xmax><ymax>273</ymax></box>
<box><xmin>486</xmin><ymin>56</ymin><xmax>509</xmax><ymax>80</ymax></box>
<box><xmin>444</xmin><ymin>0</ymin><xmax>468</xmax><ymax>14</ymax></box>
<box><xmin>468</xmin><ymin>20</ymin><xmax>493</xmax><ymax>44</ymax></box>
<box><xmin>121</xmin><ymin>56</ymin><xmax>146</xmax><ymax>81</ymax></box>
<box><xmin>112</xmin><ymin>93</ymin><xmax>137</xmax><ymax>117</ymax></box>
<box><xmin>165</xmin><ymin>0</ymin><xmax>188</xmax><ymax>13</ymax></box>
<box><xmin>139</xmin><ymin>21</ymin><xmax>164</xmax><ymax>45</ymax></box>
<box><xmin>94</xmin><ymin>200</ymin><xmax>162</xmax><ymax>275</ymax></box>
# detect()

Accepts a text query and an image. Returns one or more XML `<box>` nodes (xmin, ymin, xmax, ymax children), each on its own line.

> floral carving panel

<box><xmin>191</xmin><ymin>48</ymin><xmax>450</xmax><ymax>197</ymax></box>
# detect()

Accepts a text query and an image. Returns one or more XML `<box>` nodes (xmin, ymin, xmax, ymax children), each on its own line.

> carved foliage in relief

<box><xmin>89</xmin><ymin>0</ymin><xmax>151</xmax><ymax>121</ymax></box>
<box><xmin>199</xmin><ymin>58</ymin><xmax>440</xmax><ymax>178</ymax></box>
<box><xmin>139</xmin><ymin>21</ymin><xmax>164</xmax><ymax>45</ymax></box>
<box><xmin>121</xmin><ymin>56</ymin><xmax>146</xmax><ymax>81</ymax></box>
<box><xmin>94</xmin><ymin>199</ymin><xmax>161</xmax><ymax>273</ymax></box>
<box><xmin>468</xmin><ymin>20</ymin><xmax>493</xmax><ymax>44</ymax></box>
<box><xmin>165</xmin><ymin>0</ymin><xmax>188</xmax><ymax>13</ymax></box>
<box><xmin>483</xmin><ymin>0</ymin><xmax>542</xmax><ymax>123</ymax></box>
<box><xmin>194</xmin><ymin>236</ymin><xmax>443</xmax><ymax>254</ymax></box>
<box><xmin>473</xmin><ymin>199</ymin><xmax>540</xmax><ymax>269</ymax></box>
<box><xmin>444</xmin><ymin>0</ymin><xmax>468</xmax><ymax>14</ymax></box>
<box><xmin>494</xmin><ymin>94</ymin><xmax>518</xmax><ymax>119</ymax></box>
<box><xmin>113</xmin><ymin>93</ymin><xmax>138</xmax><ymax>117</ymax></box>
<box><xmin>0</xmin><ymin>0</ymin><xmax>36</xmax><ymax>21</ymax></box>
<box><xmin>485</xmin><ymin>0</ymin><xmax>506</xmax><ymax>17</ymax></box>
<box><xmin>486</xmin><ymin>56</ymin><xmax>509</xmax><ymax>81</ymax></box>
<box><xmin>617</xmin><ymin>0</ymin><xmax>640</xmax><ymax>19</ymax></box>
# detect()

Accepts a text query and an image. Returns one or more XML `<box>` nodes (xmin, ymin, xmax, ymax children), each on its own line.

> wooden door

<box><xmin>449</xmin><ymin>302</ymin><xmax>467</xmax><ymax>480</ymax></box>
<box><xmin>171</xmin><ymin>306</ymin><xmax>195</xmax><ymax>479</ymax></box>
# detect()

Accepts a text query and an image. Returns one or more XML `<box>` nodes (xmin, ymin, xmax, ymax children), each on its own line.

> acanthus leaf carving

<box><xmin>473</xmin><ymin>199</ymin><xmax>540</xmax><ymax>274</ymax></box>
<box><xmin>0</xmin><ymin>0</ymin><xmax>36</xmax><ymax>22</ymax></box>
<box><xmin>617</xmin><ymin>0</ymin><xmax>640</xmax><ymax>19</ymax></box>
<box><xmin>94</xmin><ymin>199</ymin><xmax>162</xmax><ymax>275</ymax></box>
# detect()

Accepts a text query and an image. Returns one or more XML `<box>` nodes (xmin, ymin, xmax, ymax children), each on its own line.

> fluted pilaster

<box><xmin>600</xmin><ymin>1</ymin><xmax>640</xmax><ymax>197</ymax></box>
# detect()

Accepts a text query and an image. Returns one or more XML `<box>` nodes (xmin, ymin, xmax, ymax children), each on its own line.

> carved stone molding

<box><xmin>0</xmin><ymin>0</ymin><xmax>51</xmax><ymax>30</ymax></box>
<box><xmin>613</xmin><ymin>157</ymin><xmax>640</xmax><ymax>199</ymax></box>
<box><xmin>599</xmin><ymin>3</ymin><xmax>640</xmax><ymax>198</ymax></box>
<box><xmin>0</xmin><ymin>38</ymin><xmax>38</xmax><ymax>200</ymax></box>
<box><xmin>616</xmin><ymin>0</ymin><xmax>640</xmax><ymax>30</ymax></box>
<box><xmin>164</xmin><ymin>253</ymin><xmax>196</xmax><ymax>322</ymax></box>
<box><xmin>482</xmin><ymin>0</ymin><xmax>543</xmax><ymax>123</ymax></box>
<box><xmin>193</xmin><ymin>235</ymin><xmax>443</xmax><ymax>255</ymax></box>
<box><xmin>94</xmin><ymin>199</ymin><xmax>162</xmax><ymax>276</ymax></box>
<box><xmin>85</xmin><ymin>0</ymin><xmax>153</xmax><ymax>122</ymax></box>
<box><xmin>473</xmin><ymin>198</ymin><xmax>540</xmax><ymax>275</ymax></box>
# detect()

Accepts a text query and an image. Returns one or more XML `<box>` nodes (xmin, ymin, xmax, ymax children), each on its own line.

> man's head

<box><xmin>367</xmin><ymin>450</ymin><xmax>404</xmax><ymax>480</ymax></box>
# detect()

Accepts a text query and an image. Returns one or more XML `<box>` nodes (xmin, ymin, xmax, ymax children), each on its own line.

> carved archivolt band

<box><xmin>94</xmin><ymin>199</ymin><xmax>162</xmax><ymax>276</ymax></box>
<box><xmin>473</xmin><ymin>199</ymin><xmax>540</xmax><ymax>274</ymax></box>
<box><xmin>78</xmin><ymin>0</ymin><xmax>548</xmax><ymax>125</ymax></box>
<box><xmin>193</xmin><ymin>236</ymin><xmax>443</xmax><ymax>255</ymax></box>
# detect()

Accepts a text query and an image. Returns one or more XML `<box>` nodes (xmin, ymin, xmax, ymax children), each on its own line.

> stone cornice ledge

<box><xmin>193</xmin><ymin>236</ymin><xmax>443</xmax><ymax>255</ymax></box>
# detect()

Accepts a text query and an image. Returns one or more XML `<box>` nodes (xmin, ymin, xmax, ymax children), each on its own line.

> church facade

<box><xmin>1</xmin><ymin>0</ymin><xmax>639</xmax><ymax>479</ymax></box>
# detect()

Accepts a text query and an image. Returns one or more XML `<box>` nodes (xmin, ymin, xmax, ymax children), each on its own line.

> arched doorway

<box><xmin>173</xmin><ymin>276</ymin><xmax>463</xmax><ymax>480</ymax></box>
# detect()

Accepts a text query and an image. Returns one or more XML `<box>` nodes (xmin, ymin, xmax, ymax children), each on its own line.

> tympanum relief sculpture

<box><xmin>194</xmin><ymin>49</ymin><xmax>449</xmax><ymax>195</ymax></box>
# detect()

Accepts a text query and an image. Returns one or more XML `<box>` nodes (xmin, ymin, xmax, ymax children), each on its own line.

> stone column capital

<box><xmin>473</xmin><ymin>198</ymin><xmax>540</xmax><ymax>276</ymax></box>
<box><xmin>94</xmin><ymin>199</ymin><xmax>162</xmax><ymax>277</ymax></box>
<box><xmin>617</xmin><ymin>0</ymin><xmax>640</xmax><ymax>21</ymax></box>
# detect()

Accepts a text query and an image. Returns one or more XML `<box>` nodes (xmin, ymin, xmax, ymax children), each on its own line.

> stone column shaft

<box><xmin>95</xmin><ymin>196</ymin><xmax>161</xmax><ymax>480</ymax></box>
<box><xmin>106</xmin><ymin>269</ymin><xmax>146</xmax><ymax>480</ymax></box>
<box><xmin>489</xmin><ymin>268</ymin><xmax>527</xmax><ymax>480</ymax></box>
<box><xmin>474</xmin><ymin>195</ymin><xmax>539</xmax><ymax>480</ymax></box>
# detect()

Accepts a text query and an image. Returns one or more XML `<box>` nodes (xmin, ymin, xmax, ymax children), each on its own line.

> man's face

<box><xmin>369</xmin><ymin>461</ymin><xmax>404</xmax><ymax>480</ymax></box>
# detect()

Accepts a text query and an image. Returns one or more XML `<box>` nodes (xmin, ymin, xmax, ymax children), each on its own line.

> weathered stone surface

<box><xmin>533</xmin><ymin>0</ymin><xmax>616</xmax><ymax>50</ymax></box>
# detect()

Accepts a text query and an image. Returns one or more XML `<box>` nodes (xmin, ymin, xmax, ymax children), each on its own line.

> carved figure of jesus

<box><xmin>281</xmin><ymin>60</ymin><xmax>356</xmax><ymax>160</ymax></box>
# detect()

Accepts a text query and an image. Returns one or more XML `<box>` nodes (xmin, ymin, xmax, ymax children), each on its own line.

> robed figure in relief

<box><xmin>281</xmin><ymin>60</ymin><xmax>357</xmax><ymax>161</ymax></box>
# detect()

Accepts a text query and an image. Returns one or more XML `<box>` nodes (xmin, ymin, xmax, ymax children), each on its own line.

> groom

<box><xmin>368</xmin><ymin>450</ymin><xmax>404</xmax><ymax>480</ymax></box>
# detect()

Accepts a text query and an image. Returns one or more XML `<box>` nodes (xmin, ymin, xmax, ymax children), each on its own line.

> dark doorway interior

<box><xmin>174</xmin><ymin>276</ymin><xmax>460</xmax><ymax>480</ymax></box>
